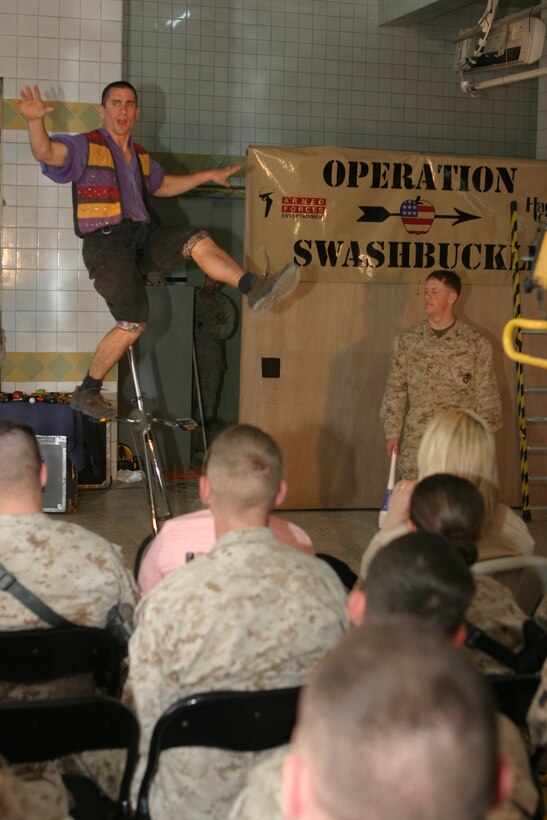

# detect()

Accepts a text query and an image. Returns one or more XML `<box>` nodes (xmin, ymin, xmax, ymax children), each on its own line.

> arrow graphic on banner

<box><xmin>357</xmin><ymin>204</ymin><xmax>481</xmax><ymax>226</ymax></box>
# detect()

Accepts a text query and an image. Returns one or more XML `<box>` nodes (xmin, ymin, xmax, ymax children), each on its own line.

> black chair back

<box><xmin>0</xmin><ymin>626</ymin><xmax>124</xmax><ymax>696</ymax></box>
<box><xmin>486</xmin><ymin>673</ymin><xmax>541</xmax><ymax>726</ymax></box>
<box><xmin>0</xmin><ymin>696</ymin><xmax>139</xmax><ymax>819</ymax></box>
<box><xmin>135</xmin><ymin>686</ymin><xmax>300</xmax><ymax>819</ymax></box>
<box><xmin>316</xmin><ymin>553</ymin><xmax>359</xmax><ymax>590</ymax></box>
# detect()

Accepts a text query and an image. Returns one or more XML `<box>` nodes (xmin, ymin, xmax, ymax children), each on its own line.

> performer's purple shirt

<box><xmin>40</xmin><ymin>128</ymin><xmax>164</xmax><ymax>224</ymax></box>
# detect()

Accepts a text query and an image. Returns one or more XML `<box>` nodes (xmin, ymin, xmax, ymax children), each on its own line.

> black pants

<box><xmin>82</xmin><ymin>221</ymin><xmax>207</xmax><ymax>323</ymax></box>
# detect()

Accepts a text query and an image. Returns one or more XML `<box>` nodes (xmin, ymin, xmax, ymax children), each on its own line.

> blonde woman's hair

<box><xmin>417</xmin><ymin>409</ymin><xmax>499</xmax><ymax>529</ymax></box>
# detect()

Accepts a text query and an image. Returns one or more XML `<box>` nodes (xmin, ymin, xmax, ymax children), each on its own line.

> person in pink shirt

<box><xmin>137</xmin><ymin>507</ymin><xmax>314</xmax><ymax>597</ymax></box>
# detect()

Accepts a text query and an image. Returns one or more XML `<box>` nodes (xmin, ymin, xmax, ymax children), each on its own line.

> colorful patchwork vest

<box><xmin>72</xmin><ymin>130</ymin><xmax>152</xmax><ymax>237</ymax></box>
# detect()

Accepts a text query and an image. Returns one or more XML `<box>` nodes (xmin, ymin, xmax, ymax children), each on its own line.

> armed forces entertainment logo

<box><xmin>259</xmin><ymin>188</ymin><xmax>326</xmax><ymax>220</ymax></box>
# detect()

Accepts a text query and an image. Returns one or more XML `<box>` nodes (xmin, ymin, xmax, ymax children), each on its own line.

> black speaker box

<box><xmin>36</xmin><ymin>435</ymin><xmax>79</xmax><ymax>513</ymax></box>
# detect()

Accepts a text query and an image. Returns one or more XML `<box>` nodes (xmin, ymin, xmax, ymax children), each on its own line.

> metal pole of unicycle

<box><xmin>126</xmin><ymin>345</ymin><xmax>172</xmax><ymax>535</ymax></box>
<box><xmin>192</xmin><ymin>340</ymin><xmax>208</xmax><ymax>455</ymax></box>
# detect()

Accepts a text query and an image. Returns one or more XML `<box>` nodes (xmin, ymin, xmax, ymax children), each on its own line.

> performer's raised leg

<box><xmin>188</xmin><ymin>234</ymin><xmax>300</xmax><ymax>313</ymax></box>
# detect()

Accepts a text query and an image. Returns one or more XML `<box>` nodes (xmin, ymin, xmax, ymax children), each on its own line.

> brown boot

<box><xmin>70</xmin><ymin>387</ymin><xmax>116</xmax><ymax>420</ymax></box>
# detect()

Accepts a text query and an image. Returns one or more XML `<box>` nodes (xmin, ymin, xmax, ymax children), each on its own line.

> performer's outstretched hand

<box><xmin>209</xmin><ymin>163</ymin><xmax>243</xmax><ymax>187</ymax></box>
<box><xmin>17</xmin><ymin>85</ymin><xmax>54</xmax><ymax>121</ymax></box>
<box><xmin>17</xmin><ymin>84</ymin><xmax>67</xmax><ymax>166</ymax></box>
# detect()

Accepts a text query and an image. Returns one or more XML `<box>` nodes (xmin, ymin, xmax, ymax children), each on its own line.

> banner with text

<box><xmin>245</xmin><ymin>145</ymin><xmax>547</xmax><ymax>284</ymax></box>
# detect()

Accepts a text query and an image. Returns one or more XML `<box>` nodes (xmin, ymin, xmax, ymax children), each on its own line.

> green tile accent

<box><xmin>78</xmin><ymin>106</ymin><xmax>103</xmax><ymax>131</ymax></box>
<box><xmin>1</xmin><ymin>359</ymin><xmax>15</xmax><ymax>378</ymax></box>
<box><xmin>2</xmin><ymin>353</ymin><xmax>117</xmax><ymax>383</ymax></box>
<box><xmin>2</xmin><ymin>104</ymin><xmax>27</xmax><ymax>130</ymax></box>
<box><xmin>3</xmin><ymin>99</ymin><xmax>101</xmax><ymax>133</ymax></box>
<box><xmin>17</xmin><ymin>355</ymin><xmax>45</xmax><ymax>380</ymax></box>
<box><xmin>50</xmin><ymin>102</ymin><xmax>78</xmax><ymax>131</ymax></box>
<box><xmin>45</xmin><ymin>354</ymin><xmax>75</xmax><ymax>380</ymax></box>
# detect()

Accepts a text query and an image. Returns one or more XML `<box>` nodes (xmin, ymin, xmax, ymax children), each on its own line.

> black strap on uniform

<box><xmin>465</xmin><ymin>618</ymin><xmax>547</xmax><ymax>674</ymax></box>
<box><xmin>0</xmin><ymin>562</ymin><xmax>76</xmax><ymax>629</ymax></box>
<box><xmin>465</xmin><ymin>619</ymin><xmax>520</xmax><ymax>672</ymax></box>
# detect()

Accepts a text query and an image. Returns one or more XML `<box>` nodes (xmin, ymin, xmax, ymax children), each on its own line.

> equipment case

<box><xmin>36</xmin><ymin>435</ymin><xmax>78</xmax><ymax>513</ymax></box>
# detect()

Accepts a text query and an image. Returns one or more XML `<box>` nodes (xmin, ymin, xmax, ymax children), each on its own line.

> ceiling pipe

<box><xmin>460</xmin><ymin>64</ymin><xmax>547</xmax><ymax>93</ymax></box>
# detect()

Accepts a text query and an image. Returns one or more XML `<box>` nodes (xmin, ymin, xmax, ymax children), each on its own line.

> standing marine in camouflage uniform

<box><xmin>124</xmin><ymin>424</ymin><xmax>348</xmax><ymax>819</ymax></box>
<box><xmin>380</xmin><ymin>271</ymin><xmax>502</xmax><ymax>479</ymax></box>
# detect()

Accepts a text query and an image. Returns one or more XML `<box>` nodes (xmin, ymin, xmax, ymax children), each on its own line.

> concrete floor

<box><xmin>61</xmin><ymin>477</ymin><xmax>547</xmax><ymax>578</ymax></box>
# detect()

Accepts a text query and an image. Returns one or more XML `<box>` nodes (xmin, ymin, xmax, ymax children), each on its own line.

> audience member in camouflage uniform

<box><xmin>380</xmin><ymin>270</ymin><xmax>502</xmax><ymax>479</ymax></box>
<box><xmin>231</xmin><ymin>533</ymin><xmax>538</xmax><ymax>820</ymax></box>
<box><xmin>416</xmin><ymin>409</ymin><xmax>533</xmax><ymax>559</ymax></box>
<box><xmin>137</xmin><ymin>506</ymin><xmax>314</xmax><ymax>598</ymax></box>
<box><xmin>0</xmin><ymin>420</ymin><xmax>136</xmax><ymax>700</ymax></box>
<box><xmin>229</xmin><ymin>745</ymin><xmax>286</xmax><ymax>820</ymax></box>
<box><xmin>0</xmin><ymin>758</ymin><xmax>71</xmax><ymax>820</ymax></box>
<box><xmin>124</xmin><ymin>424</ymin><xmax>348</xmax><ymax>819</ymax></box>
<box><xmin>360</xmin><ymin>475</ymin><xmax>529</xmax><ymax>674</ymax></box>
<box><xmin>283</xmin><ymin>617</ymin><xmax>508</xmax><ymax>820</ymax></box>
<box><xmin>232</xmin><ymin>719</ymin><xmax>538</xmax><ymax>820</ymax></box>
<box><xmin>365</xmin><ymin>409</ymin><xmax>534</xmax><ymax>567</ymax></box>
<box><xmin>351</xmin><ymin>535</ymin><xmax>537</xmax><ymax>820</ymax></box>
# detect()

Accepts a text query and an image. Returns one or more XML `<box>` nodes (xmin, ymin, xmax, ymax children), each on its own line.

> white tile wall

<box><xmin>122</xmin><ymin>2</ymin><xmax>539</xmax><ymax>158</ymax></box>
<box><xmin>1</xmin><ymin>0</ymin><xmax>123</xmax><ymax>376</ymax></box>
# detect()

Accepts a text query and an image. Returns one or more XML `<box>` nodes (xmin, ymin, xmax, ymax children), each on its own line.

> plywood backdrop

<box><xmin>239</xmin><ymin>280</ymin><xmax>545</xmax><ymax>510</ymax></box>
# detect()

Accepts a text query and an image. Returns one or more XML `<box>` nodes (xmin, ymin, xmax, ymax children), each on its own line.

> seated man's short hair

<box><xmin>293</xmin><ymin>616</ymin><xmax>497</xmax><ymax>820</ymax></box>
<box><xmin>363</xmin><ymin>531</ymin><xmax>475</xmax><ymax>637</ymax></box>
<box><xmin>203</xmin><ymin>423</ymin><xmax>282</xmax><ymax>511</ymax></box>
